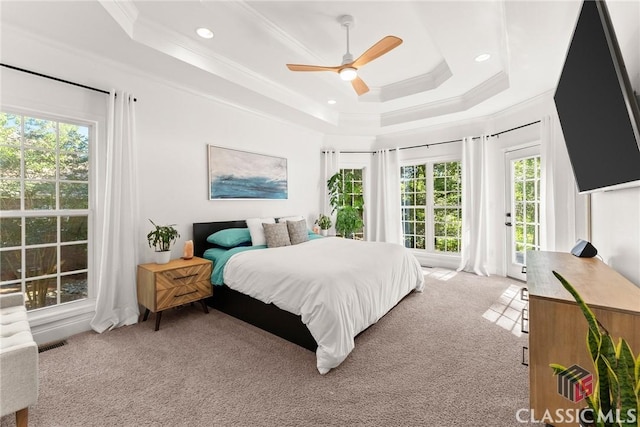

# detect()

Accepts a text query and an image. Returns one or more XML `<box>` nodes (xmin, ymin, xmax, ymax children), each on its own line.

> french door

<box><xmin>505</xmin><ymin>147</ymin><xmax>541</xmax><ymax>280</ymax></box>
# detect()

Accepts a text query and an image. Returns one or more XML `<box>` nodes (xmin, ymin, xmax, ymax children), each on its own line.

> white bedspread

<box><xmin>222</xmin><ymin>237</ymin><xmax>424</xmax><ymax>374</ymax></box>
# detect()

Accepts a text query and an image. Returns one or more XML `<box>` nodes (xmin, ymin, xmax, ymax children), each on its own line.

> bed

<box><xmin>193</xmin><ymin>220</ymin><xmax>424</xmax><ymax>374</ymax></box>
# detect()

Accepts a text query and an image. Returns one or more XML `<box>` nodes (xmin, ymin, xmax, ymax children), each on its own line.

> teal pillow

<box><xmin>206</xmin><ymin>228</ymin><xmax>252</xmax><ymax>248</ymax></box>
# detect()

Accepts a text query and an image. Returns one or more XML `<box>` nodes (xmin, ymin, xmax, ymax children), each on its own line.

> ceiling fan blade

<box><xmin>351</xmin><ymin>77</ymin><xmax>369</xmax><ymax>96</ymax></box>
<box><xmin>352</xmin><ymin>36</ymin><xmax>403</xmax><ymax>68</ymax></box>
<box><xmin>286</xmin><ymin>64</ymin><xmax>341</xmax><ymax>72</ymax></box>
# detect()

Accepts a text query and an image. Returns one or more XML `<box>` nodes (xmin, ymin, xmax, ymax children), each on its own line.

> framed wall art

<box><xmin>208</xmin><ymin>145</ymin><xmax>288</xmax><ymax>200</ymax></box>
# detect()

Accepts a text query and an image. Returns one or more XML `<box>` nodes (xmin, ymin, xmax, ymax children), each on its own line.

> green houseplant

<box><xmin>147</xmin><ymin>219</ymin><xmax>180</xmax><ymax>264</ymax></box>
<box><xmin>327</xmin><ymin>171</ymin><xmax>364</xmax><ymax>239</ymax></box>
<box><xmin>550</xmin><ymin>271</ymin><xmax>639</xmax><ymax>427</ymax></box>
<box><xmin>315</xmin><ymin>214</ymin><xmax>332</xmax><ymax>236</ymax></box>
<box><xmin>334</xmin><ymin>205</ymin><xmax>364</xmax><ymax>239</ymax></box>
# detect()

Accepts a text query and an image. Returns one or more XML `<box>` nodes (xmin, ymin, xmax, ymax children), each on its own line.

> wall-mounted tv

<box><xmin>554</xmin><ymin>0</ymin><xmax>640</xmax><ymax>194</ymax></box>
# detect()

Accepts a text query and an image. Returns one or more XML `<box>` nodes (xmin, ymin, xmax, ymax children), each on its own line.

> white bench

<box><xmin>0</xmin><ymin>293</ymin><xmax>39</xmax><ymax>427</ymax></box>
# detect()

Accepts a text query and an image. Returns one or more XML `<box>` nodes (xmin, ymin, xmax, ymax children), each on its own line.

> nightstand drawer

<box><xmin>157</xmin><ymin>264</ymin><xmax>210</xmax><ymax>290</ymax></box>
<box><xmin>156</xmin><ymin>280</ymin><xmax>212</xmax><ymax>311</ymax></box>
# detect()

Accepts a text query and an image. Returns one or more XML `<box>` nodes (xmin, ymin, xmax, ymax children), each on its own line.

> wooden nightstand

<box><xmin>137</xmin><ymin>256</ymin><xmax>213</xmax><ymax>331</ymax></box>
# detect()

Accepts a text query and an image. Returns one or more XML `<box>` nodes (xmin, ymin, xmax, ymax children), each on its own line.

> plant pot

<box><xmin>321</xmin><ymin>229</ymin><xmax>328</xmax><ymax>237</ymax></box>
<box><xmin>579</xmin><ymin>408</ymin><xmax>595</xmax><ymax>427</ymax></box>
<box><xmin>155</xmin><ymin>251</ymin><xmax>171</xmax><ymax>265</ymax></box>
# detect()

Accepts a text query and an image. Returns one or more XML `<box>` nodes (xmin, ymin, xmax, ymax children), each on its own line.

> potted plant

<box><xmin>147</xmin><ymin>219</ymin><xmax>180</xmax><ymax>264</ymax></box>
<box><xmin>327</xmin><ymin>171</ymin><xmax>364</xmax><ymax>239</ymax></box>
<box><xmin>315</xmin><ymin>214</ymin><xmax>332</xmax><ymax>236</ymax></box>
<box><xmin>550</xmin><ymin>271</ymin><xmax>639</xmax><ymax>427</ymax></box>
<box><xmin>335</xmin><ymin>206</ymin><xmax>364</xmax><ymax>239</ymax></box>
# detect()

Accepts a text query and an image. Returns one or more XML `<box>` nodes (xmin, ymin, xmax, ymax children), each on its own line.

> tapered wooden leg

<box><xmin>142</xmin><ymin>308</ymin><xmax>150</xmax><ymax>322</ymax></box>
<box><xmin>154</xmin><ymin>311</ymin><xmax>162</xmax><ymax>331</ymax></box>
<box><xmin>200</xmin><ymin>300</ymin><xmax>209</xmax><ymax>314</ymax></box>
<box><xmin>16</xmin><ymin>407</ymin><xmax>28</xmax><ymax>427</ymax></box>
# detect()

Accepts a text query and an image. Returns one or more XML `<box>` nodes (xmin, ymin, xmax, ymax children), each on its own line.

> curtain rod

<box><xmin>327</xmin><ymin>119</ymin><xmax>542</xmax><ymax>154</ymax></box>
<box><xmin>1</xmin><ymin>63</ymin><xmax>137</xmax><ymax>102</ymax></box>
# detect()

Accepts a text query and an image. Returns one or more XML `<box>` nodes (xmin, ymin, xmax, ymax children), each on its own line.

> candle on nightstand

<box><xmin>182</xmin><ymin>240</ymin><xmax>194</xmax><ymax>259</ymax></box>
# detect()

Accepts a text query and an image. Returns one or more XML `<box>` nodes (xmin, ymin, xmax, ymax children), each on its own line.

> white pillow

<box><xmin>246</xmin><ymin>217</ymin><xmax>275</xmax><ymax>246</ymax></box>
<box><xmin>277</xmin><ymin>215</ymin><xmax>305</xmax><ymax>224</ymax></box>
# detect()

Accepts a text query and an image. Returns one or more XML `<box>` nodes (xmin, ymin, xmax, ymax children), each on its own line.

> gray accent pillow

<box><xmin>287</xmin><ymin>219</ymin><xmax>309</xmax><ymax>245</ymax></box>
<box><xmin>263</xmin><ymin>222</ymin><xmax>291</xmax><ymax>248</ymax></box>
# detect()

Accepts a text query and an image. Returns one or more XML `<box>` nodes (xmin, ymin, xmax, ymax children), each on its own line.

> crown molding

<box><xmin>109</xmin><ymin>12</ymin><xmax>340</xmax><ymax>127</ymax></box>
<box><xmin>223</xmin><ymin>1</ymin><xmax>325</xmax><ymax>64</ymax></box>
<box><xmin>381</xmin><ymin>71</ymin><xmax>510</xmax><ymax>126</ymax></box>
<box><xmin>97</xmin><ymin>0</ymin><xmax>138</xmax><ymax>38</ymax></box>
<box><xmin>359</xmin><ymin>60</ymin><xmax>452</xmax><ymax>103</ymax></box>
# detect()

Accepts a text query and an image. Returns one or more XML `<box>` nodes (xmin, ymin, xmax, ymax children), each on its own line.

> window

<box><xmin>336</xmin><ymin>168</ymin><xmax>364</xmax><ymax>239</ymax></box>
<box><xmin>0</xmin><ymin>112</ymin><xmax>91</xmax><ymax>311</ymax></box>
<box><xmin>400</xmin><ymin>161</ymin><xmax>462</xmax><ymax>253</ymax></box>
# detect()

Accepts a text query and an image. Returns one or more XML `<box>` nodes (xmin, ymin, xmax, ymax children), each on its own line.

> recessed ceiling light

<box><xmin>475</xmin><ymin>53</ymin><xmax>491</xmax><ymax>62</ymax></box>
<box><xmin>196</xmin><ymin>28</ymin><xmax>214</xmax><ymax>39</ymax></box>
<box><xmin>328</xmin><ymin>99</ymin><xmax>337</xmax><ymax>105</ymax></box>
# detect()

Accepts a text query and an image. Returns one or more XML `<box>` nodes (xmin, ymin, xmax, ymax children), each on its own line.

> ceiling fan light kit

<box><xmin>339</xmin><ymin>67</ymin><xmax>358</xmax><ymax>81</ymax></box>
<box><xmin>285</xmin><ymin>14</ymin><xmax>402</xmax><ymax>96</ymax></box>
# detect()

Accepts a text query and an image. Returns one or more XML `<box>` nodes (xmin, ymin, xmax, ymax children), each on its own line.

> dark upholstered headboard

<box><xmin>193</xmin><ymin>220</ymin><xmax>247</xmax><ymax>258</ymax></box>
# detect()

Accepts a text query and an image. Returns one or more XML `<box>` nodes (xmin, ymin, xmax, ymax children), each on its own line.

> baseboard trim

<box><xmin>28</xmin><ymin>302</ymin><xmax>95</xmax><ymax>345</ymax></box>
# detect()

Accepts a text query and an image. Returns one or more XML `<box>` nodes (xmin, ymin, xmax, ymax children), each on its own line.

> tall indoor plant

<box><xmin>327</xmin><ymin>171</ymin><xmax>364</xmax><ymax>239</ymax></box>
<box><xmin>550</xmin><ymin>271</ymin><xmax>639</xmax><ymax>427</ymax></box>
<box><xmin>147</xmin><ymin>219</ymin><xmax>180</xmax><ymax>264</ymax></box>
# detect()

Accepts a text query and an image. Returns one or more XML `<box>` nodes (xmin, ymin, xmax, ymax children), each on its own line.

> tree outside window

<box><xmin>336</xmin><ymin>168</ymin><xmax>364</xmax><ymax>239</ymax></box>
<box><xmin>400</xmin><ymin>161</ymin><xmax>462</xmax><ymax>253</ymax></box>
<box><xmin>0</xmin><ymin>112</ymin><xmax>90</xmax><ymax>310</ymax></box>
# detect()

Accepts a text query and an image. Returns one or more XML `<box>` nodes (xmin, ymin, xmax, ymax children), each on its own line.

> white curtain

<box><xmin>540</xmin><ymin>113</ymin><xmax>578</xmax><ymax>251</ymax></box>
<box><xmin>540</xmin><ymin>115</ymin><xmax>556</xmax><ymax>251</ymax></box>
<box><xmin>368</xmin><ymin>149</ymin><xmax>402</xmax><ymax>244</ymax></box>
<box><xmin>91</xmin><ymin>91</ymin><xmax>140</xmax><ymax>333</ymax></box>
<box><xmin>321</xmin><ymin>150</ymin><xmax>340</xmax><ymax>217</ymax></box>
<box><xmin>457</xmin><ymin>136</ymin><xmax>490</xmax><ymax>276</ymax></box>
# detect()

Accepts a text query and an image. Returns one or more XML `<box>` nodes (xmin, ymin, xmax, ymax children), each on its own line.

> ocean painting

<box><xmin>208</xmin><ymin>146</ymin><xmax>288</xmax><ymax>199</ymax></box>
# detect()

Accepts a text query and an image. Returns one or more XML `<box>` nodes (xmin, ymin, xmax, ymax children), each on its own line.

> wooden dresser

<box><xmin>137</xmin><ymin>256</ymin><xmax>213</xmax><ymax>331</ymax></box>
<box><xmin>526</xmin><ymin>251</ymin><xmax>640</xmax><ymax>426</ymax></box>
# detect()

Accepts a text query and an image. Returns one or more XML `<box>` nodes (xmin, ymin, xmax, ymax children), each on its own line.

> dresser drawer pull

<box><xmin>521</xmin><ymin>346</ymin><xmax>529</xmax><ymax>367</ymax></box>
<box><xmin>173</xmin><ymin>274</ymin><xmax>199</xmax><ymax>281</ymax></box>
<box><xmin>520</xmin><ymin>287</ymin><xmax>529</xmax><ymax>301</ymax></box>
<box><xmin>175</xmin><ymin>290</ymin><xmax>198</xmax><ymax>298</ymax></box>
<box><xmin>521</xmin><ymin>308</ymin><xmax>529</xmax><ymax>334</ymax></box>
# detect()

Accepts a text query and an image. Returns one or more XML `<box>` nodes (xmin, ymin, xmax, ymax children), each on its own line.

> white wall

<box><xmin>135</xmin><ymin>82</ymin><xmax>323</xmax><ymax>263</ymax></box>
<box><xmin>588</xmin><ymin>0</ymin><xmax>640</xmax><ymax>285</ymax></box>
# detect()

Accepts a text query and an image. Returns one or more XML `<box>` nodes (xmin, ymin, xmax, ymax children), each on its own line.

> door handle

<box><xmin>505</xmin><ymin>212</ymin><xmax>512</xmax><ymax>227</ymax></box>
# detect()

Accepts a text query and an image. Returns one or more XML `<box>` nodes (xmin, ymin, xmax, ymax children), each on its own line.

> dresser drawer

<box><xmin>156</xmin><ymin>280</ymin><xmax>212</xmax><ymax>311</ymax></box>
<box><xmin>157</xmin><ymin>264</ymin><xmax>210</xmax><ymax>290</ymax></box>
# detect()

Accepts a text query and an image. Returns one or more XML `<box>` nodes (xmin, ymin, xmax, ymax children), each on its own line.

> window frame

<box><xmin>400</xmin><ymin>154</ymin><xmax>462</xmax><ymax>255</ymax></box>
<box><xmin>0</xmin><ymin>108</ymin><xmax>96</xmax><ymax>315</ymax></box>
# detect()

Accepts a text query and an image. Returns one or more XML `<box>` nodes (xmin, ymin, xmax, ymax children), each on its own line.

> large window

<box><xmin>0</xmin><ymin>112</ymin><xmax>91</xmax><ymax>310</ymax></box>
<box><xmin>400</xmin><ymin>161</ymin><xmax>462</xmax><ymax>253</ymax></box>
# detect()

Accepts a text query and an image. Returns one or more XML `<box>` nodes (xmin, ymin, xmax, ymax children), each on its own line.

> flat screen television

<box><xmin>554</xmin><ymin>0</ymin><xmax>640</xmax><ymax>194</ymax></box>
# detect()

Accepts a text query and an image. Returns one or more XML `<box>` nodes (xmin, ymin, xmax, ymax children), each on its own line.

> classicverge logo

<box><xmin>556</xmin><ymin>364</ymin><xmax>593</xmax><ymax>402</ymax></box>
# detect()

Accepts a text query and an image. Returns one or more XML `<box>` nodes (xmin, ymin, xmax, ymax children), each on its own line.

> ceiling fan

<box><xmin>286</xmin><ymin>15</ymin><xmax>402</xmax><ymax>96</ymax></box>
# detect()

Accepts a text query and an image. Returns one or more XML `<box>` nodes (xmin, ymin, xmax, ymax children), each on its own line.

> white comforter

<box><xmin>223</xmin><ymin>237</ymin><xmax>424</xmax><ymax>374</ymax></box>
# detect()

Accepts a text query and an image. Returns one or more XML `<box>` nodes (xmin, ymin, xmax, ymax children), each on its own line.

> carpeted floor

<box><xmin>1</xmin><ymin>269</ymin><xmax>534</xmax><ymax>427</ymax></box>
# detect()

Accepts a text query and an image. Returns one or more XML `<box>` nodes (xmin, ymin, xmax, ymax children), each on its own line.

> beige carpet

<box><xmin>1</xmin><ymin>269</ymin><xmax>532</xmax><ymax>427</ymax></box>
